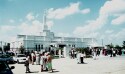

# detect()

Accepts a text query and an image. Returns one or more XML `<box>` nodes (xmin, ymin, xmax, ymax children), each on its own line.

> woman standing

<box><xmin>47</xmin><ymin>52</ymin><xmax>53</xmax><ymax>72</ymax></box>
<box><xmin>40</xmin><ymin>53</ymin><xmax>44</xmax><ymax>72</ymax></box>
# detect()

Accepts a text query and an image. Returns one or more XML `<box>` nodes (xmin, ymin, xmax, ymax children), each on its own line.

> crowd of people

<box><xmin>68</xmin><ymin>48</ymin><xmax>124</xmax><ymax>64</ymax></box>
<box><xmin>24</xmin><ymin>51</ymin><xmax>53</xmax><ymax>73</ymax></box>
<box><xmin>23</xmin><ymin>47</ymin><xmax>124</xmax><ymax>73</ymax></box>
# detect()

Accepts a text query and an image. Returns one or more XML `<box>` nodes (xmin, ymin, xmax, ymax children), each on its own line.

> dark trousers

<box><xmin>80</xmin><ymin>57</ymin><xmax>84</xmax><ymax>63</ymax></box>
<box><xmin>26</xmin><ymin>66</ymin><xmax>30</xmax><ymax>72</ymax></box>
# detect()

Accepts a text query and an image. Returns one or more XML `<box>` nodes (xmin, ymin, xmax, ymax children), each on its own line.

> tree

<box><xmin>19</xmin><ymin>45</ymin><xmax>25</xmax><ymax>54</ymax></box>
<box><xmin>3</xmin><ymin>43</ymin><xmax>10</xmax><ymax>52</ymax></box>
<box><xmin>106</xmin><ymin>43</ymin><xmax>114</xmax><ymax>49</ymax></box>
<box><xmin>115</xmin><ymin>45</ymin><xmax>122</xmax><ymax>50</ymax></box>
<box><xmin>122</xmin><ymin>41</ymin><xmax>125</xmax><ymax>49</ymax></box>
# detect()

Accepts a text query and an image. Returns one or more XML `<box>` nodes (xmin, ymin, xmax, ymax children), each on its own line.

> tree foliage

<box><xmin>106</xmin><ymin>43</ymin><xmax>114</xmax><ymax>49</ymax></box>
<box><xmin>115</xmin><ymin>45</ymin><xmax>122</xmax><ymax>50</ymax></box>
<box><xmin>122</xmin><ymin>41</ymin><xmax>125</xmax><ymax>49</ymax></box>
<box><xmin>3</xmin><ymin>43</ymin><xmax>10</xmax><ymax>52</ymax></box>
<box><xmin>19</xmin><ymin>45</ymin><xmax>25</xmax><ymax>54</ymax></box>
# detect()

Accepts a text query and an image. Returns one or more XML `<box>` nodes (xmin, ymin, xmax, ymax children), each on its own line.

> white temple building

<box><xmin>12</xmin><ymin>12</ymin><xmax>98</xmax><ymax>55</ymax></box>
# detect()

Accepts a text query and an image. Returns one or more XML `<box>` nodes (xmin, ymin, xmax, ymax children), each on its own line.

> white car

<box><xmin>13</xmin><ymin>54</ymin><xmax>26</xmax><ymax>64</ymax></box>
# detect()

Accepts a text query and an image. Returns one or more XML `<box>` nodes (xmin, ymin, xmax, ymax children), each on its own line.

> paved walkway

<box><xmin>10</xmin><ymin>55</ymin><xmax>125</xmax><ymax>74</ymax></box>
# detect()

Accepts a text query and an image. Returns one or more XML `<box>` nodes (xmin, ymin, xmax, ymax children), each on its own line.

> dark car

<box><xmin>0</xmin><ymin>60</ymin><xmax>15</xmax><ymax>74</ymax></box>
<box><xmin>0</xmin><ymin>54</ymin><xmax>15</xmax><ymax>64</ymax></box>
<box><xmin>6</xmin><ymin>52</ymin><xmax>15</xmax><ymax>56</ymax></box>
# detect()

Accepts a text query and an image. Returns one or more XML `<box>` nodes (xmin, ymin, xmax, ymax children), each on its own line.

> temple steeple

<box><xmin>43</xmin><ymin>10</ymin><xmax>48</xmax><ymax>31</ymax></box>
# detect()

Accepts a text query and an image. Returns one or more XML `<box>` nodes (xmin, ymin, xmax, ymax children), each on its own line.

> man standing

<box><xmin>24</xmin><ymin>56</ymin><xmax>31</xmax><ymax>73</ymax></box>
<box><xmin>80</xmin><ymin>52</ymin><xmax>84</xmax><ymax>63</ymax></box>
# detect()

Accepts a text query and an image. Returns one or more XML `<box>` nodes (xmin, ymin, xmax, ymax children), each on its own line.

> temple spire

<box><xmin>43</xmin><ymin>10</ymin><xmax>48</xmax><ymax>31</ymax></box>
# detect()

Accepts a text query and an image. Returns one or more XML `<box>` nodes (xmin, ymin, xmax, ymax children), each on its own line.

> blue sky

<box><xmin>0</xmin><ymin>0</ymin><xmax>125</xmax><ymax>46</ymax></box>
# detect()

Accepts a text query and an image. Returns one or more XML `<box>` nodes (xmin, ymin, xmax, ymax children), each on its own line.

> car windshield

<box><xmin>17</xmin><ymin>55</ymin><xmax>25</xmax><ymax>57</ymax></box>
<box><xmin>0</xmin><ymin>61</ymin><xmax>9</xmax><ymax>71</ymax></box>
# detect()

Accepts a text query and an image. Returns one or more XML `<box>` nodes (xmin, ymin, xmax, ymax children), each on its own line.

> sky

<box><xmin>0</xmin><ymin>0</ymin><xmax>125</xmax><ymax>46</ymax></box>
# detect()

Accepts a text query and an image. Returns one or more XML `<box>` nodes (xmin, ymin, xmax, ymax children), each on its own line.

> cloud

<box><xmin>100</xmin><ymin>0</ymin><xmax>125</xmax><ymax>25</ymax></box>
<box><xmin>73</xmin><ymin>14</ymin><xmax>108</xmax><ymax>37</ymax></box>
<box><xmin>18</xmin><ymin>20</ymin><xmax>53</xmax><ymax>35</ymax></box>
<box><xmin>19</xmin><ymin>20</ymin><xmax>42</xmax><ymax>35</ymax></box>
<box><xmin>47</xmin><ymin>2</ymin><xmax>90</xmax><ymax>19</ymax></box>
<box><xmin>111</xmin><ymin>13</ymin><xmax>125</xmax><ymax>25</ymax></box>
<box><xmin>80</xmin><ymin>8</ymin><xmax>90</xmax><ymax>14</ymax></box>
<box><xmin>106</xmin><ymin>28</ymin><xmax>125</xmax><ymax>45</ymax></box>
<box><xmin>100</xmin><ymin>0</ymin><xmax>125</xmax><ymax>15</ymax></box>
<box><xmin>105</xmin><ymin>30</ymin><xmax>114</xmax><ymax>34</ymax></box>
<box><xmin>0</xmin><ymin>20</ymin><xmax>43</xmax><ymax>42</ymax></box>
<box><xmin>0</xmin><ymin>25</ymin><xmax>15</xmax><ymax>34</ymax></box>
<box><xmin>73</xmin><ymin>0</ymin><xmax>125</xmax><ymax>40</ymax></box>
<box><xmin>47</xmin><ymin>2</ymin><xmax>80</xmax><ymax>19</ymax></box>
<box><xmin>0</xmin><ymin>10</ymin><xmax>55</xmax><ymax>42</ymax></box>
<box><xmin>9</xmin><ymin>19</ymin><xmax>15</xmax><ymax>23</ymax></box>
<box><xmin>0</xmin><ymin>25</ymin><xmax>18</xmax><ymax>43</ymax></box>
<box><xmin>26</xmin><ymin>13</ymin><xmax>35</xmax><ymax>21</ymax></box>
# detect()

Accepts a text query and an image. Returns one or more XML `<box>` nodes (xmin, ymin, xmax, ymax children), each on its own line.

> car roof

<box><xmin>0</xmin><ymin>59</ymin><xmax>7</xmax><ymax>62</ymax></box>
<box><xmin>17</xmin><ymin>54</ymin><xmax>25</xmax><ymax>55</ymax></box>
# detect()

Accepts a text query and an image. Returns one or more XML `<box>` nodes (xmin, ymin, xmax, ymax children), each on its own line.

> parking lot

<box><xmin>9</xmin><ymin>55</ymin><xmax>125</xmax><ymax>74</ymax></box>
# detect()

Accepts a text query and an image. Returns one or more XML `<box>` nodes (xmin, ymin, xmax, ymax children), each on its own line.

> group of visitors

<box><xmin>23</xmin><ymin>47</ymin><xmax>123</xmax><ymax>73</ymax></box>
<box><xmin>69</xmin><ymin>49</ymin><xmax>77</xmax><ymax>59</ymax></box>
<box><xmin>24</xmin><ymin>51</ymin><xmax>53</xmax><ymax>73</ymax></box>
<box><xmin>70</xmin><ymin>47</ymin><xmax>123</xmax><ymax>63</ymax></box>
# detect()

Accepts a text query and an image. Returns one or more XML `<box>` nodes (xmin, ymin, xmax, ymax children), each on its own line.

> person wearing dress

<box><xmin>40</xmin><ymin>53</ymin><xmax>44</xmax><ymax>72</ymax></box>
<box><xmin>46</xmin><ymin>52</ymin><xmax>53</xmax><ymax>72</ymax></box>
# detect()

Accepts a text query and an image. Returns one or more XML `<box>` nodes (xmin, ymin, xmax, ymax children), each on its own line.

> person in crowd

<box><xmin>110</xmin><ymin>48</ymin><xmax>113</xmax><ymax>57</ymax></box>
<box><xmin>80</xmin><ymin>52</ymin><xmax>84</xmax><ymax>63</ymax></box>
<box><xmin>35</xmin><ymin>52</ymin><xmax>40</xmax><ymax>65</ymax></box>
<box><xmin>69</xmin><ymin>50</ymin><xmax>72</xmax><ymax>58</ymax></box>
<box><xmin>31</xmin><ymin>51</ymin><xmax>35</xmax><ymax>65</ymax></box>
<box><xmin>113</xmin><ymin>49</ymin><xmax>116</xmax><ymax>57</ymax></box>
<box><xmin>40</xmin><ymin>53</ymin><xmax>44</xmax><ymax>72</ymax></box>
<box><xmin>118</xmin><ymin>49</ymin><xmax>122</xmax><ymax>56</ymax></box>
<box><xmin>44</xmin><ymin>52</ymin><xmax>48</xmax><ymax>71</ymax></box>
<box><xmin>24</xmin><ymin>56</ymin><xmax>31</xmax><ymax>73</ymax></box>
<box><xmin>74</xmin><ymin>50</ymin><xmax>77</xmax><ymax>58</ymax></box>
<box><xmin>71</xmin><ymin>49</ymin><xmax>75</xmax><ymax>59</ymax></box>
<box><xmin>46</xmin><ymin>52</ymin><xmax>53</xmax><ymax>72</ymax></box>
<box><xmin>93</xmin><ymin>49</ymin><xmax>97</xmax><ymax>60</ymax></box>
<box><xmin>96</xmin><ymin>49</ymin><xmax>100</xmax><ymax>56</ymax></box>
<box><xmin>77</xmin><ymin>51</ymin><xmax>81</xmax><ymax>64</ymax></box>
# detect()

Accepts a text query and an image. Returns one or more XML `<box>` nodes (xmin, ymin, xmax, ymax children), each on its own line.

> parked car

<box><xmin>6</xmin><ymin>52</ymin><xmax>15</xmax><ymax>56</ymax></box>
<box><xmin>0</xmin><ymin>54</ymin><xmax>15</xmax><ymax>64</ymax></box>
<box><xmin>0</xmin><ymin>60</ymin><xmax>15</xmax><ymax>74</ymax></box>
<box><xmin>13</xmin><ymin>54</ymin><xmax>26</xmax><ymax>64</ymax></box>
